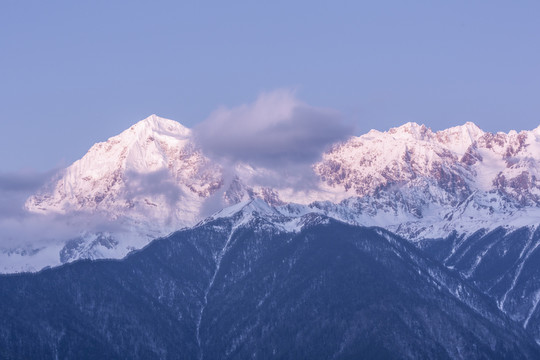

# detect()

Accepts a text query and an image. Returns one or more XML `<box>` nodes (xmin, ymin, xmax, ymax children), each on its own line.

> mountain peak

<box><xmin>388</xmin><ymin>122</ymin><xmax>431</xmax><ymax>139</ymax></box>
<box><xmin>440</xmin><ymin>121</ymin><xmax>484</xmax><ymax>137</ymax></box>
<box><xmin>207</xmin><ymin>198</ymin><xmax>279</xmax><ymax>223</ymax></box>
<box><xmin>533</xmin><ymin>124</ymin><xmax>540</xmax><ymax>136</ymax></box>
<box><xmin>434</xmin><ymin>121</ymin><xmax>484</xmax><ymax>155</ymax></box>
<box><xmin>128</xmin><ymin>114</ymin><xmax>191</xmax><ymax>139</ymax></box>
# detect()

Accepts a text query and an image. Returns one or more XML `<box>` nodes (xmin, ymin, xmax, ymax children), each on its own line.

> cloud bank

<box><xmin>0</xmin><ymin>170</ymin><xmax>68</xmax><ymax>248</ymax></box>
<box><xmin>0</xmin><ymin>170</ymin><xmax>126</xmax><ymax>250</ymax></box>
<box><xmin>194</xmin><ymin>89</ymin><xmax>353</xmax><ymax>168</ymax></box>
<box><xmin>0</xmin><ymin>170</ymin><xmax>57</xmax><ymax>218</ymax></box>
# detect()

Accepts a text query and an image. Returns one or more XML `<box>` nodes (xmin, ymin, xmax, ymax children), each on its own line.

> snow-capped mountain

<box><xmin>313</xmin><ymin>121</ymin><xmax>540</xmax><ymax>239</ymax></box>
<box><xmin>3</xmin><ymin>115</ymin><xmax>539</xmax><ymax>273</ymax></box>
<box><xmin>9</xmin><ymin>115</ymin><xmax>225</xmax><ymax>272</ymax></box>
<box><xmin>26</xmin><ymin>114</ymin><xmax>222</xmax><ymax>229</ymax></box>
<box><xmin>317</xmin><ymin>121</ymin><xmax>539</xmax><ymax>206</ymax></box>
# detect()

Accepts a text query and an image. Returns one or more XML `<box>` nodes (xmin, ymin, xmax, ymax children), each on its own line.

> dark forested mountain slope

<box><xmin>0</xmin><ymin>208</ymin><xmax>538</xmax><ymax>359</ymax></box>
<box><xmin>419</xmin><ymin>225</ymin><xmax>540</xmax><ymax>344</ymax></box>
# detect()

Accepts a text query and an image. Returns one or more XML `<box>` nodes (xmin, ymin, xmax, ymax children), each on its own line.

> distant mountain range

<box><xmin>4</xmin><ymin>114</ymin><xmax>537</xmax><ymax>272</ymax></box>
<box><xmin>2</xmin><ymin>115</ymin><xmax>540</xmax><ymax>356</ymax></box>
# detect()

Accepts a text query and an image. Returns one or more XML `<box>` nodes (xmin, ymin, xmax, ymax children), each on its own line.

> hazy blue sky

<box><xmin>1</xmin><ymin>1</ymin><xmax>540</xmax><ymax>171</ymax></box>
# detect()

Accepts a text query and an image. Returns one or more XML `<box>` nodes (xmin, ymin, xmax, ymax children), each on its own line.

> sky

<box><xmin>1</xmin><ymin>1</ymin><xmax>540</xmax><ymax>172</ymax></box>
